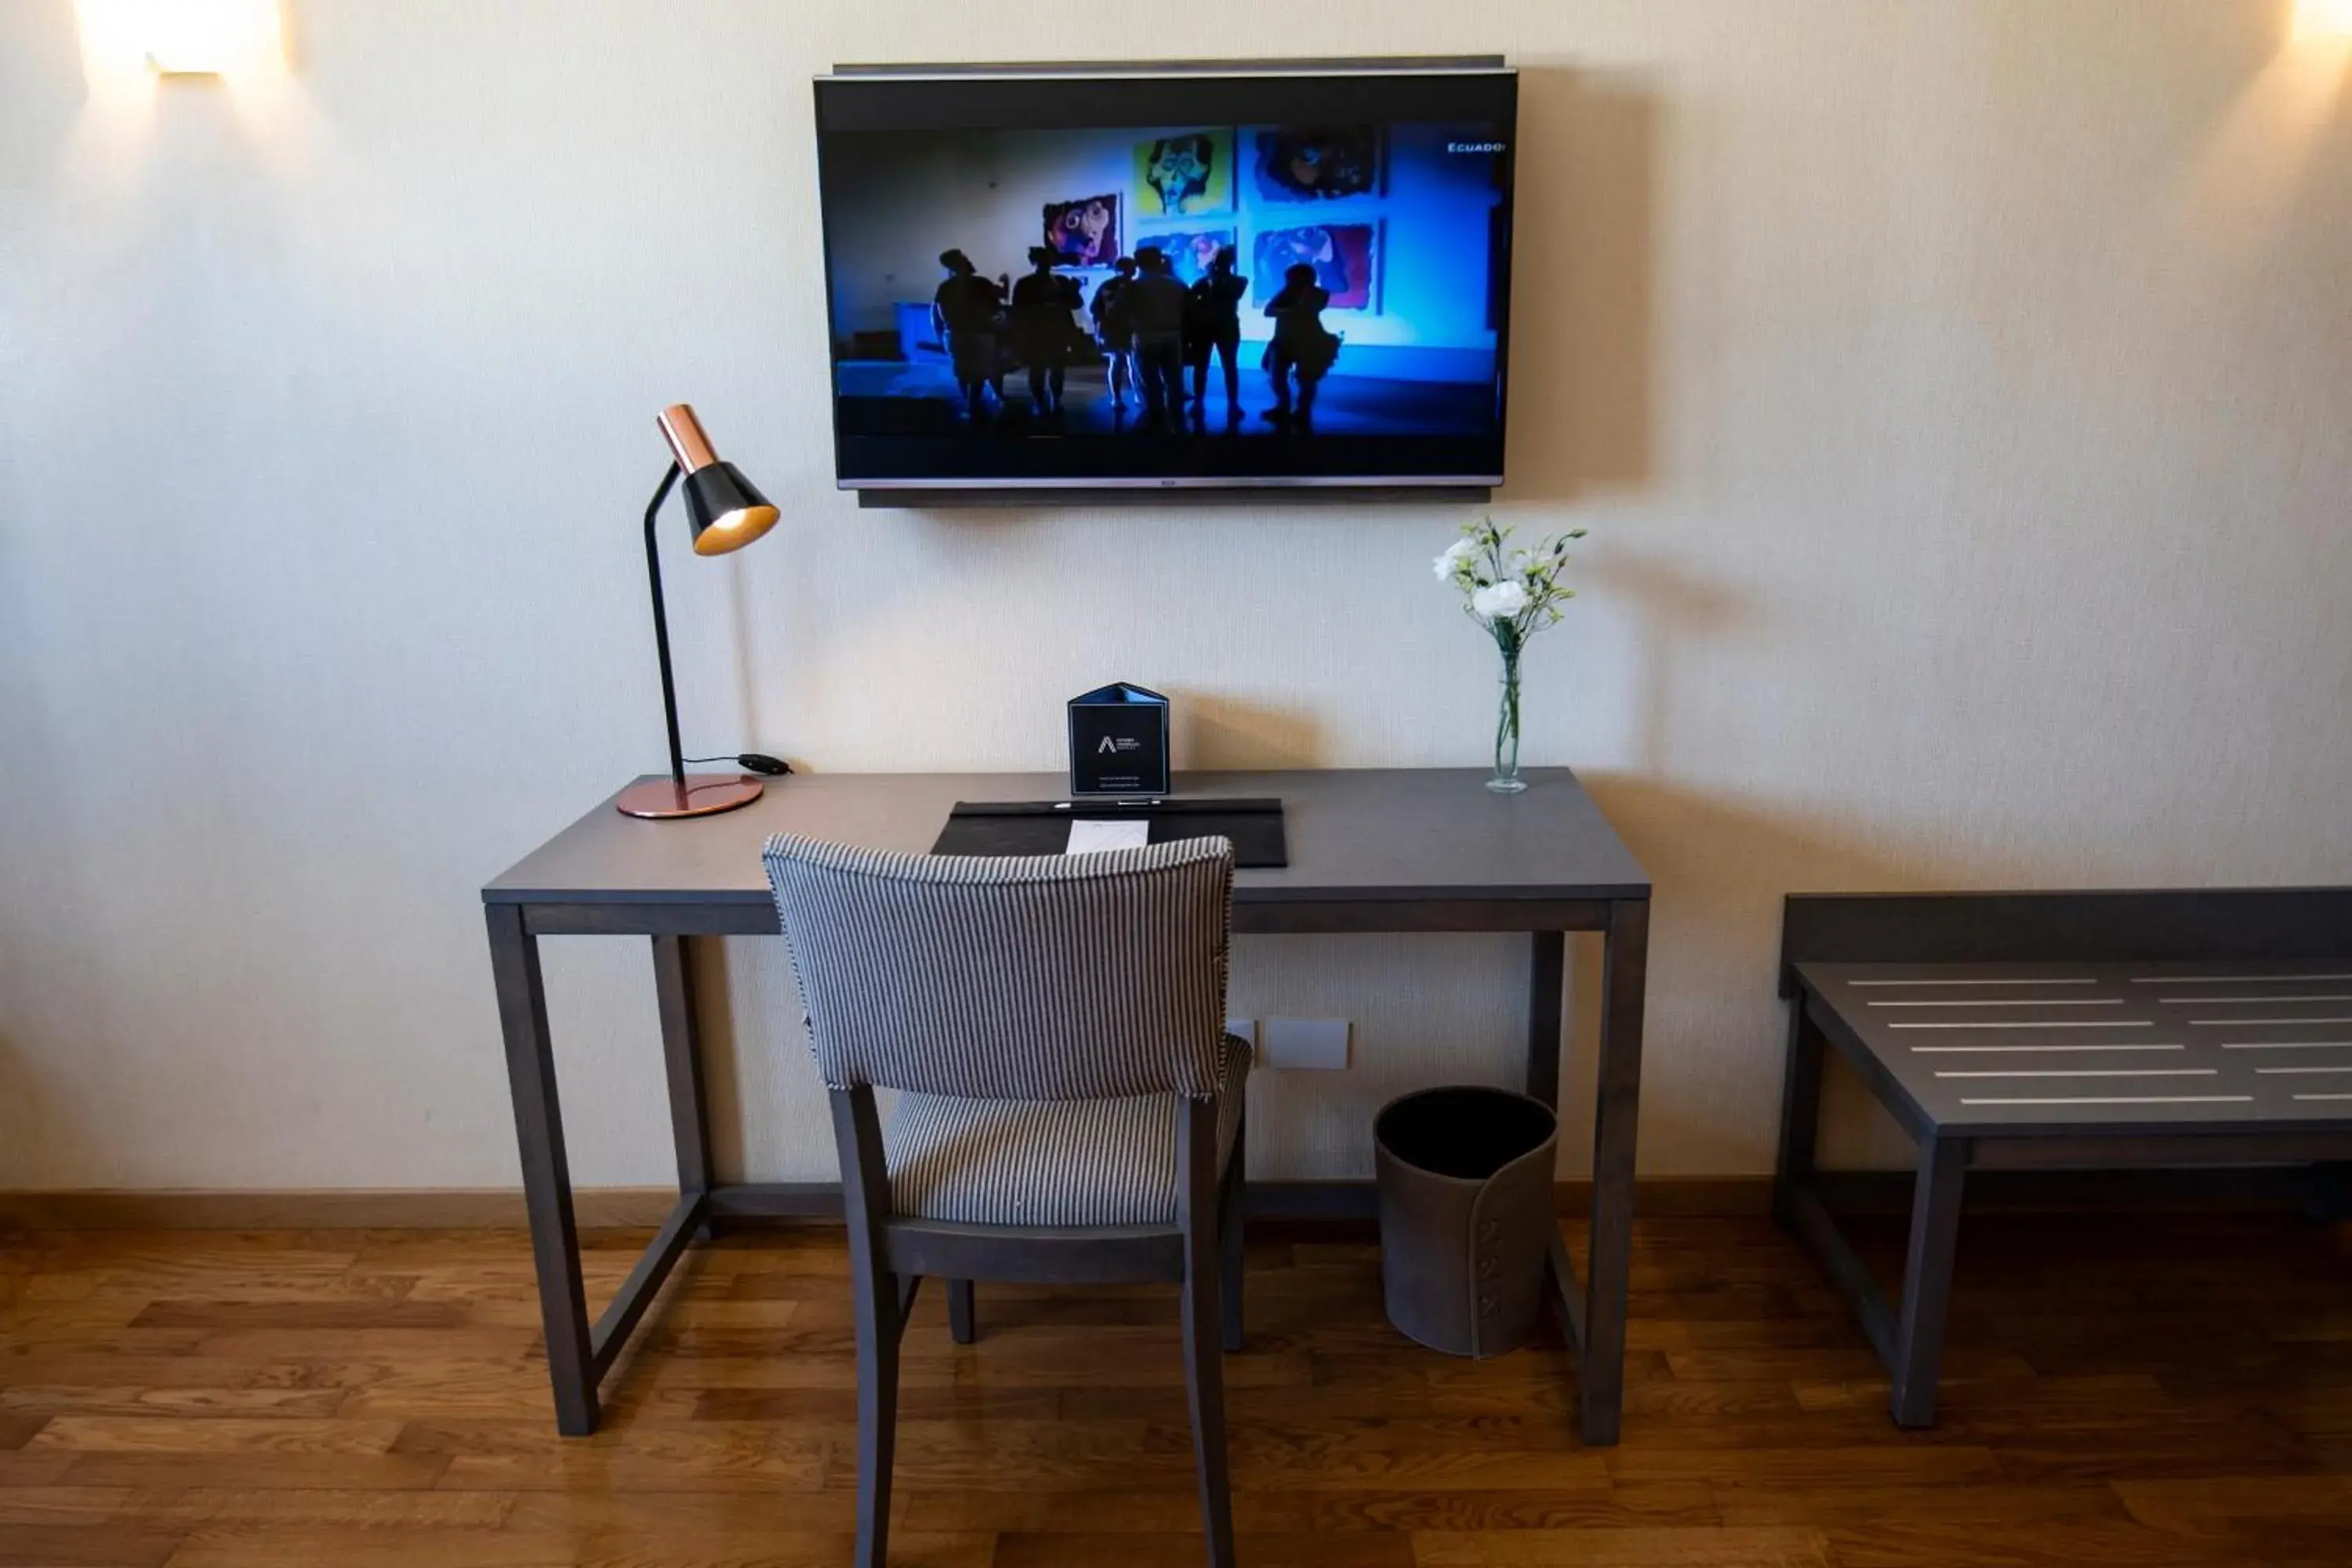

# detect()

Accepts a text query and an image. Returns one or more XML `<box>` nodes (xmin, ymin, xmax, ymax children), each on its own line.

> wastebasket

<box><xmin>1374</xmin><ymin>1086</ymin><xmax>1560</xmax><ymax>1358</ymax></box>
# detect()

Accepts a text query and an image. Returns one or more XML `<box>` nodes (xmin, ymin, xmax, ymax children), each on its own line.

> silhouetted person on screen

<box><xmin>1127</xmin><ymin>246</ymin><xmax>1189</xmax><ymax>430</ymax></box>
<box><xmin>1010</xmin><ymin>246</ymin><xmax>1082</xmax><ymax>417</ymax></box>
<box><xmin>931</xmin><ymin>249</ymin><xmax>1004</xmax><ymax>419</ymax></box>
<box><xmin>1262</xmin><ymin>262</ymin><xmax>1337</xmax><ymax>430</ymax></box>
<box><xmin>1184</xmin><ymin>245</ymin><xmax>1247</xmax><ymax>424</ymax></box>
<box><xmin>1091</xmin><ymin>256</ymin><xmax>1141</xmax><ymax>412</ymax></box>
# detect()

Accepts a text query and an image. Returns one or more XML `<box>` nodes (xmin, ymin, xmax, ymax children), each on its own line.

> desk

<box><xmin>483</xmin><ymin>768</ymin><xmax>1653</xmax><ymax>1443</ymax></box>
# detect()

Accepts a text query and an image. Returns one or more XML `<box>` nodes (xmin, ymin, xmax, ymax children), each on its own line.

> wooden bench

<box><xmin>1776</xmin><ymin>888</ymin><xmax>2352</xmax><ymax>1427</ymax></box>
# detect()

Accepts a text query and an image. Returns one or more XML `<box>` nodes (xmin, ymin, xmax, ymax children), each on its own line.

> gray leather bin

<box><xmin>1374</xmin><ymin>1087</ymin><xmax>1559</xmax><ymax>1359</ymax></box>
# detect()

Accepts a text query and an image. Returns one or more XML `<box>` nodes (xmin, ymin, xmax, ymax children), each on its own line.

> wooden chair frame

<box><xmin>829</xmin><ymin>1085</ymin><xmax>1246</xmax><ymax>1568</ymax></box>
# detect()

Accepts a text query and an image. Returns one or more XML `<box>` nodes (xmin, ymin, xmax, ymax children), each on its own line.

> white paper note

<box><xmin>1066</xmin><ymin>818</ymin><xmax>1151</xmax><ymax>855</ymax></box>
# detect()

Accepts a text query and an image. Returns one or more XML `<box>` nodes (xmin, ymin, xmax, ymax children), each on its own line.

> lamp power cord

<box><xmin>681</xmin><ymin>752</ymin><xmax>793</xmax><ymax>776</ymax></box>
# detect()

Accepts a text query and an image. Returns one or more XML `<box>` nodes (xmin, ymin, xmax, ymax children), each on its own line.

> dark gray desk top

<box><xmin>485</xmin><ymin>768</ymin><xmax>1650</xmax><ymax>907</ymax></box>
<box><xmin>1796</xmin><ymin>960</ymin><xmax>2352</xmax><ymax>1137</ymax></box>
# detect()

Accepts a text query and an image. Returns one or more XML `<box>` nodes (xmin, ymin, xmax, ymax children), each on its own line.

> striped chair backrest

<box><xmin>763</xmin><ymin>833</ymin><xmax>1236</xmax><ymax>1101</ymax></box>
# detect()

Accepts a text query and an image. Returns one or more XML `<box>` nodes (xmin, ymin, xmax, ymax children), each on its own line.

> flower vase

<box><xmin>1488</xmin><ymin>642</ymin><xmax>1526</xmax><ymax>794</ymax></box>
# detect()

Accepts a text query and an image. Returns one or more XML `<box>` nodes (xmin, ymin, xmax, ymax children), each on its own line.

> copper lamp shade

<box><xmin>659</xmin><ymin>405</ymin><xmax>780</xmax><ymax>557</ymax></box>
<box><xmin>617</xmin><ymin>404</ymin><xmax>780</xmax><ymax>821</ymax></box>
<box><xmin>683</xmin><ymin>465</ymin><xmax>780</xmax><ymax>556</ymax></box>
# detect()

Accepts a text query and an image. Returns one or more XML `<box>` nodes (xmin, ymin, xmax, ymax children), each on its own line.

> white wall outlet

<box><xmin>1224</xmin><ymin>1018</ymin><xmax>1256</xmax><ymax>1047</ymax></box>
<box><xmin>1262</xmin><ymin>1017</ymin><xmax>1349</xmax><ymax>1071</ymax></box>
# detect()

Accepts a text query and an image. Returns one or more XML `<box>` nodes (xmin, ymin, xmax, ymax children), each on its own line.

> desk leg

<box><xmin>1581</xmin><ymin>898</ymin><xmax>1650</xmax><ymax>1447</ymax></box>
<box><xmin>652</xmin><ymin>935</ymin><xmax>717</xmax><ymax>1238</ymax></box>
<box><xmin>487</xmin><ymin>904</ymin><xmax>598</xmax><ymax>1436</ymax></box>
<box><xmin>1524</xmin><ymin>930</ymin><xmax>1566</xmax><ymax>1112</ymax></box>
<box><xmin>1526</xmin><ymin>932</ymin><xmax>1588</xmax><ymax>1371</ymax></box>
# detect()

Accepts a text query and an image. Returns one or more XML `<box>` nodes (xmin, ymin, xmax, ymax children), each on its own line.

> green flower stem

<box><xmin>1494</xmin><ymin>632</ymin><xmax>1523</xmax><ymax>786</ymax></box>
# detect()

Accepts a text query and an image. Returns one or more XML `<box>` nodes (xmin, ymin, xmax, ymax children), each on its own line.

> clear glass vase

<box><xmin>1488</xmin><ymin>643</ymin><xmax>1526</xmax><ymax>794</ymax></box>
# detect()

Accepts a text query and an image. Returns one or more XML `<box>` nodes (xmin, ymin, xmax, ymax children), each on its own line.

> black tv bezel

<box><xmin>812</xmin><ymin>60</ymin><xmax>1518</xmax><ymax>502</ymax></box>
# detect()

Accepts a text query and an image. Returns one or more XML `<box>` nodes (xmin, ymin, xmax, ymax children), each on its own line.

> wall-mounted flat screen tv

<box><xmin>814</xmin><ymin>63</ymin><xmax>1517</xmax><ymax>493</ymax></box>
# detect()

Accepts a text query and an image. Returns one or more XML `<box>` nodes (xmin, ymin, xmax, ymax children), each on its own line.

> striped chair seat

<box><xmin>764</xmin><ymin>833</ymin><xmax>1247</xmax><ymax>1567</ymax></box>
<box><xmin>885</xmin><ymin>1033</ymin><xmax>1252</xmax><ymax>1227</ymax></box>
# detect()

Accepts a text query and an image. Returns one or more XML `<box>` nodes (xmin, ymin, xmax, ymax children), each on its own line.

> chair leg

<box><xmin>1178</xmin><ymin>1098</ymin><xmax>1238</xmax><ymax>1568</ymax></box>
<box><xmin>949</xmin><ymin>1277</ymin><xmax>977</xmax><ymax>1345</ymax></box>
<box><xmin>831</xmin><ymin>1087</ymin><xmax>900</xmax><ymax>1568</ymax></box>
<box><xmin>1220</xmin><ymin>1112</ymin><xmax>1246</xmax><ymax>1353</ymax></box>
<box><xmin>850</xmin><ymin>1265</ymin><xmax>901</xmax><ymax>1568</ymax></box>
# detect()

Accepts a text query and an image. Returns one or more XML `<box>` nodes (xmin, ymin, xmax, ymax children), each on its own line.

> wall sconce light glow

<box><xmin>2296</xmin><ymin>0</ymin><xmax>2352</xmax><ymax>39</ymax></box>
<box><xmin>76</xmin><ymin>0</ymin><xmax>283</xmax><ymax>78</ymax></box>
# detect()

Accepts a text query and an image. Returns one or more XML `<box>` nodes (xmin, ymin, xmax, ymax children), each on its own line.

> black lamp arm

<box><xmin>643</xmin><ymin>462</ymin><xmax>687</xmax><ymax>791</ymax></box>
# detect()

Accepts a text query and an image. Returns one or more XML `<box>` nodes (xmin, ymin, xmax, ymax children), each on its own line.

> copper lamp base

<box><xmin>615</xmin><ymin>774</ymin><xmax>765</xmax><ymax>820</ymax></box>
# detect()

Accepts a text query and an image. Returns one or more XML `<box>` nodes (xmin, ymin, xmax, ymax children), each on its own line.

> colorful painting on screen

<box><xmin>1144</xmin><ymin>229</ymin><xmax>1236</xmax><ymax>285</ymax></box>
<box><xmin>1134</xmin><ymin>130</ymin><xmax>1233</xmax><ymax>217</ymax></box>
<box><xmin>1252</xmin><ymin>127</ymin><xmax>1383</xmax><ymax>203</ymax></box>
<box><xmin>1043</xmin><ymin>194</ymin><xmax>1121</xmax><ymax>267</ymax></box>
<box><xmin>1251</xmin><ymin>223</ymin><xmax>1379</xmax><ymax>312</ymax></box>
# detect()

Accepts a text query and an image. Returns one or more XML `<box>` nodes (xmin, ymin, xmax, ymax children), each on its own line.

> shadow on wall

<box><xmin>1168</xmin><ymin>689</ymin><xmax>1326</xmax><ymax>771</ymax></box>
<box><xmin>1576</xmin><ymin>547</ymin><xmax>1756</xmax><ymax>775</ymax></box>
<box><xmin>0</xmin><ymin>1029</ymin><xmax>67</xmax><ymax>1187</ymax></box>
<box><xmin>1559</xmin><ymin>775</ymin><xmax>2100</xmax><ymax>1174</ymax></box>
<box><xmin>1502</xmin><ymin>64</ymin><xmax>1661</xmax><ymax>503</ymax></box>
<box><xmin>696</xmin><ymin>935</ymin><xmax>751</xmax><ymax>1185</ymax></box>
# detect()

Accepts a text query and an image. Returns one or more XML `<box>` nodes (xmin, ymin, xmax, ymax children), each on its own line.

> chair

<box><xmin>763</xmin><ymin>833</ymin><xmax>1250</xmax><ymax>1568</ymax></box>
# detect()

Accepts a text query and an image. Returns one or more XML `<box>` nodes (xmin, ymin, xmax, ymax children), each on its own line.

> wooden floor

<box><xmin>2</xmin><ymin>1212</ymin><xmax>2349</xmax><ymax>1566</ymax></box>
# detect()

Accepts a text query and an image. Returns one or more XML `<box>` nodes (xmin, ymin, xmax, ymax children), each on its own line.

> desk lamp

<box><xmin>616</xmin><ymin>405</ymin><xmax>782</xmax><ymax>819</ymax></box>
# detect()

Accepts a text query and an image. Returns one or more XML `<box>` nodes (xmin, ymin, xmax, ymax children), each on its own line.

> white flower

<box><xmin>1472</xmin><ymin>580</ymin><xmax>1529</xmax><ymax>620</ymax></box>
<box><xmin>1432</xmin><ymin>537</ymin><xmax>1479</xmax><ymax>580</ymax></box>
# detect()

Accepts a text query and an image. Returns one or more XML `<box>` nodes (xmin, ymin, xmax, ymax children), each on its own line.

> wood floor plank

<box><xmin>0</xmin><ymin>1214</ymin><xmax>2344</xmax><ymax>1565</ymax></box>
<box><xmin>1819</xmin><ymin>1517</ymin><xmax>2312</xmax><ymax>1568</ymax></box>
<box><xmin>1290</xmin><ymin>1485</ymin><xmax>1722</xmax><ymax>1534</ymax></box>
<box><xmin>997</xmin><ymin>1532</ymin><xmax>1416</xmax><ymax>1568</ymax></box>
<box><xmin>155</xmin><ymin>1525</ymin><xmax>586</xmax><ymax>1568</ymax></box>
<box><xmin>498</xmin><ymin>1488</ymin><xmax>857</xmax><ymax>1534</ymax></box>
<box><xmin>1410</xmin><ymin>1524</ymin><xmax>1832</xmax><ymax>1565</ymax></box>
<box><xmin>1712</xmin><ymin>1478</ymin><xmax>2133</xmax><ymax>1530</ymax></box>
<box><xmin>400</xmin><ymin>1418</ymin><xmax>833</xmax><ymax>1494</ymax></box>
<box><xmin>27</xmin><ymin>1416</ymin><xmax>405</xmax><ymax>1457</ymax></box>
<box><xmin>0</xmin><ymin>1484</ymin><xmax>140</xmax><ymax>1525</ymax></box>
<box><xmin>55</xmin><ymin>1452</ymin><xmax>455</xmax><ymax>1490</ymax></box>
<box><xmin>130</xmin><ymin>1299</ymin><xmax>469</xmax><ymax>1331</ymax></box>
<box><xmin>0</xmin><ymin>1450</ymin><xmax>85</xmax><ymax>1488</ymax></box>
<box><xmin>148</xmin><ymin>1486</ymin><xmax>517</xmax><ymax>1529</ymax></box>
<box><xmin>2111</xmin><ymin>1472</ymin><xmax>2352</xmax><ymax>1532</ymax></box>
<box><xmin>0</xmin><ymin>1521</ymin><xmax>185</xmax><ymax>1566</ymax></box>
<box><xmin>896</xmin><ymin>1485</ymin><xmax>1254</xmax><ymax>1536</ymax></box>
<box><xmin>1</xmin><ymin>1385</ymin><xmax>349</xmax><ymax>1421</ymax></box>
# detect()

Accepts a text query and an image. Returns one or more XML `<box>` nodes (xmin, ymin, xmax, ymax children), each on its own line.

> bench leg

<box><xmin>1889</xmin><ymin>1135</ymin><xmax>1968</xmax><ymax>1428</ymax></box>
<box><xmin>2308</xmin><ymin>1163</ymin><xmax>2352</xmax><ymax>1223</ymax></box>
<box><xmin>1773</xmin><ymin>999</ymin><xmax>1825</xmax><ymax>1232</ymax></box>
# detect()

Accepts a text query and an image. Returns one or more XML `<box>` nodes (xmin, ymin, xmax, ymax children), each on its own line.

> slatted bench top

<box><xmin>1793</xmin><ymin>959</ymin><xmax>2352</xmax><ymax>1137</ymax></box>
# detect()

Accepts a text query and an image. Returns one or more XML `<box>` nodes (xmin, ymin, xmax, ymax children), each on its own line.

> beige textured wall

<box><xmin>2</xmin><ymin>2</ymin><xmax>2347</xmax><ymax>1190</ymax></box>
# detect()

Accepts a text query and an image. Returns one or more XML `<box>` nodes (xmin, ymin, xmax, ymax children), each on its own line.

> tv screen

<box><xmin>813</xmin><ymin>64</ymin><xmax>1518</xmax><ymax>492</ymax></box>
